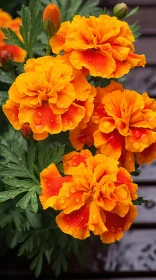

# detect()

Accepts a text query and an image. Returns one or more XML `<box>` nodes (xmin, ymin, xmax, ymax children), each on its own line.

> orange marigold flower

<box><xmin>92</xmin><ymin>81</ymin><xmax>156</xmax><ymax>172</ymax></box>
<box><xmin>50</xmin><ymin>14</ymin><xmax>146</xmax><ymax>78</ymax></box>
<box><xmin>0</xmin><ymin>10</ymin><xmax>26</xmax><ymax>63</ymax></box>
<box><xmin>43</xmin><ymin>4</ymin><xmax>61</xmax><ymax>35</ymax></box>
<box><xmin>3</xmin><ymin>56</ymin><xmax>96</xmax><ymax>140</ymax></box>
<box><xmin>39</xmin><ymin>151</ymin><xmax>138</xmax><ymax>243</ymax></box>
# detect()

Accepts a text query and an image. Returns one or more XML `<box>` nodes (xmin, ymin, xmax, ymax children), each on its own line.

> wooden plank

<box><xmin>133</xmin><ymin>37</ymin><xmax>156</xmax><ymax>65</ymax></box>
<box><xmin>85</xmin><ymin>230</ymin><xmax>156</xmax><ymax>273</ymax></box>
<box><xmin>105</xmin><ymin>0</ymin><xmax>156</xmax><ymax>6</ymax></box>
<box><xmin>136</xmin><ymin>186</ymin><xmax>156</xmax><ymax>224</ymax></box>
<box><xmin>124</xmin><ymin>67</ymin><xmax>156</xmax><ymax>98</ymax></box>
<box><xmin>132</xmin><ymin>162</ymin><xmax>156</xmax><ymax>184</ymax></box>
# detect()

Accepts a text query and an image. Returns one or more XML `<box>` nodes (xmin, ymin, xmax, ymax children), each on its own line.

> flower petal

<box><xmin>19</xmin><ymin>103</ymin><xmax>62</xmax><ymax>137</ymax></box>
<box><xmin>39</xmin><ymin>163</ymin><xmax>71</xmax><ymax>210</ymax></box>
<box><xmin>3</xmin><ymin>99</ymin><xmax>21</xmax><ymax>130</ymax></box>
<box><xmin>70</xmin><ymin>49</ymin><xmax>116</xmax><ymax>78</ymax></box>
<box><xmin>94</xmin><ymin>129</ymin><xmax>124</xmax><ymax>160</ymax></box>
<box><xmin>56</xmin><ymin>204</ymin><xmax>90</xmax><ymax>239</ymax></box>
<box><xmin>125</xmin><ymin>128</ymin><xmax>156</xmax><ymax>152</ymax></box>
<box><xmin>89</xmin><ymin>201</ymin><xmax>107</xmax><ymax>235</ymax></box>
<box><xmin>63</xmin><ymin>149</ymin><xmax>92</xmax><ymax>174</ymax></box>
<box><xmin>62</xmin><ymin>103</ymin><xmax>85</xmax><ymax>131</ymax></box>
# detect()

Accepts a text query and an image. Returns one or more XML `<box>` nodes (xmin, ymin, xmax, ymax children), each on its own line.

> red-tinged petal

<box><xmin>69</xmin><ymin>123</ymin><xmax>97</xmax><ymax>150</ymax></box>
<box><xmin>57</xmin><ymin>182</ymin><xmax>85</xmax><ymax>214</ymax></box>
<box><xmin>56</xmin><ymin>204</ymin><xmax>90</xmax><ymax>239</ymax></box>
<box><xmin>94</xmin><ymin>129</ymin><xmax>124</xmax><ymax>160</ymax></box>
<box><xmin>62</xmin><ymin>103</ymin><xmax>85</xmax><ymax>131</ymax></box>
<box><xmin>119</xmin><ymin>149</ymin><xmax>135</xmax><ymax>173</ymax></box>
<box><xmin>19</xmin><ymin>103</ymin><xmax>62</xmax><ymax>135</ymax></box>
<box><xmin>50</xmin><ymin>21</ymin><xmax>71</xmax><ymax>54</ymax></box>
<box><xmin>70</xmin><ymin>49</ymin><xmax>116</xmax><ymax>78</ymax></box>
<box><xmin>2</xmin><ymin>99</ymin><xmax>21</xmax><ymax>130</ymax></box>
<box><xmin>136</xmin><ymin>143</ymin><xmax>156</xmax><ymax>165</ymax></box>
<box><xmin>39</xmin><ymin>163</ymin><xmax>71</xmax><ymax>210</ymax></box>
<box><xmin>125</xmin><ymin>128</ymin><xmax>156</xmax><ymax>152</ymax></box>
<box><xmin>89</xmin><ymin>201</ymin><xmax>107</xmax><ymax>235</ymax></box>
<box><xmin>100</xmin><ymin>205</ymin><xmax>137</xmax><ymax>244</ymax></box>
<box><xmin>116</xmin><ymin>167</ymin><xmax>138</xmax><ymax>200</ymax></box>
<box><xmin>63</xmin><ymin>149</ymin><xmax>92</xmax><ymax>174</ymax></box>
<box><xmin>2</xmin><ymin>44</ymin><xmax>26</xmax><ymax>63</ymax></box>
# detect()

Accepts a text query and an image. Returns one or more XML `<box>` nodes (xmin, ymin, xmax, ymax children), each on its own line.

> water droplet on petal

<box><xmin>111</xmin><ymin>227</ymin><xmax>115</xmax><ymax>233</ymax></box>
<box><xmin>37</xmin><ymin>111</ymin><xmax>42</xmax><ymax>117</ymax></box>
<box><xmin>34</xmin><ymin>116</ymin><xmax>41</xmax><ymax>125</ymax></box>
<box><xmin>70</xmin><ymin>186</ymin><xmax>75</xmax><ymax>193</ymax></box>
<box><xmin>44</xmin><ymin>177</ymin><xmax>48</xmax><ymax>183</ymax></box>
<box><xmin>92</xmin><ymin>215</ymin><xmax>98</xmax><ymax>223</ymax></box>
<box><xmin>48</xmin><ymin>183</ymin><xmax>51</xmax><ymax>187</ymax></box>
<box><xmin>72</xmin><ymin>161</ymin><xmax>77</xmax><ymax>166</ymax></box>
<box><xmin>65</xmin><ymin>192</ymin><xmax>70</xmax><ymax>198</ymax></box>
<box><xmin>69</xmin><ymin>121</ymin><xmax>73</xmax><ymax>127</ymax></box>
<box><xmin>133</xmin><ymin>142</ymin><xmax>140</xmax><ymax>150</ymax></box>
<box><xmin>60</xmin><ymin>198</ymin><xmax>65</xmax><ymax>204</ymax></box>
<box><xmin>118</xmin><ymin>227</ymin><xmax>122</xmax><ymax>231</ymax></box>
<box><xmin>76</xmin><ymin>198</ymin><xmax>80</xmax><ymax>203</ymax></box>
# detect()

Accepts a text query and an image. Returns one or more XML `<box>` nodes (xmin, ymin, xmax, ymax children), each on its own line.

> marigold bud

<box><xmin>43</xmin><ymin>4</ymin><xmax>61</xmax><ymax>36</ymax></box>
<box><xmin>113</xmin><ymin>3</ymin><xmax>128</xmax><ymax>19</ymax></box>
<box><xmin>20</xmin><ymin>123</ymin><xmax>33</xmax><ymax>140</ymax></box>
<box><xmin>0</xmin><ymin>50</ymin><xmax>14</xmax><ymax>70</ymax></box>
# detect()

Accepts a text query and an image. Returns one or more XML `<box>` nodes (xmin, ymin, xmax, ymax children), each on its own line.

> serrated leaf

<box><xmin>30</xmin><ymin>192</ymin><xmax>39</xmax><ymax>213</ymax></box>
<box><xmin>20</xmin><ymin>5</ymin><xmax>31</xmax><ymax>48</ymax></box>
<box><xmin>132</xmin><ymin>197</ymin><xmax>147</xmax><ymax>205</ymax></box>
<box><xmin>25</xmin><ymin>209</ymin><xmax>41</xmax><ymax>228</ymax></box>
<box><xmin>124</xmin><ymin>6</ymin><xmax>139</xmax><ymax>19</ymax></box>
<box><xmin>1</xmin><ymin>27</ymin><xmax>26</xmax><ymax>50</ymax></box>
<box><xmin>16</xmin><ymin>190</ymin><xmax>36</xmax><ymax>209</ymax></box>
<box><xmin>0</xmin><ymin>69</ymin><xmax>15</xmax><ymax>84</ymax></box>
<box><xmin>79</xmin><ymin>0</ymin><xmax>100</xmax><ymax>16</ymax></box>
<box><xmin>0</xmin><ymin>91</ymin><xmax>8</xmax><ymax>105</ymax></box>
<box><xmin>0</xmin><ymin>189</ymin><xmax>26</xmax><ymax>203</ymax></box>
<box><xmin>1</xmin><ymin>177</ymin><xmax>37</xmax><ymax>189</ymax></box>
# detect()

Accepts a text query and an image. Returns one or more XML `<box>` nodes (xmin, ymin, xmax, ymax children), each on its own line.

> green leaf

<box><xmin>20</xmin><ymin>5</ymin><xmax>31</xmax><ymax>48</ymax></box>
<box><xmin>132</xmin><ymin>197</ymin><xmax>147</xmax><ymax>205</ymax></box>
<box><xmin>0</xmin><ymin>189</ymin><xmax>26</xmax><ymax>203</ymax></box>
<box><xmin>0</xmin><ymin>91</ymin><xmax>8</xmax><ymax>105</ymax></box>
<box><xmin>25</xmin><ymin>209</ymin><xmax>41</xmax><ymax>228</ymax></box>
<box><xmin>16</xmin><ymin>190</ymin><xmax>36</xmax><ymax>209</ymax></box>
<box><xmin>1</xmin><ymin>28</ymin><xmax>26</xmax><ymax>50</ymax></box>
<box><xmin>124</xmin><ymin>6</ymin><xmax>139</xmax><ymax>19</ymax></box>
<box><xmin>78</xmin><ymin>0</ymin><xmax>100</xmax><ymax>16</ymax></box>
<box><xmin>0</xmin><ymin>69</ymin><xmax>15</xmax><ymax>84</ymax></box>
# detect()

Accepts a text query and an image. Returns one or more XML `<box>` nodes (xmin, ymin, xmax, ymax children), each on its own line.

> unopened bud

<box><xmin>0</xmin><ymin>50</ymin><xmax>14</xmax><ymax>70</ymax></box>
<box><xmin>43</xmin><ymin>4</ymin><xmax>61</xmax><ymax>36</ymax></box>
<box><xmin>20</xmin><ymin>123</ymin><xmax>33</xmax><ymax>140</ymax></box>
<box><xmin>113</xmin><ymin>3</ymin><xmax>128</xmax><ymax>19</ymax></box>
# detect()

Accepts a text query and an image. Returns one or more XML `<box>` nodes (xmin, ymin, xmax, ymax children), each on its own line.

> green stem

<box><xmin>46</xmin><ymin>34</ymin><xmax>51</xmax><ymax>55</ymax></box>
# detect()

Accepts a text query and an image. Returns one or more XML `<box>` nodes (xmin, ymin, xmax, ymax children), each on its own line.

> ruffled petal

<box><xmin>39</xmin><ymin>163</ymin><xmax>71</xmax><ymax>209</ymax></box>
<box><xmin>70</xmin><ymin>49</ymin><xmax>116</xmax><ymax>78</ymax></box>
<box><xmin>94</xmin><ymin>129</ymin><xmax>124</xmax><ymax>160</ymax></box>
<box><xmin>2</xmin><ymin>99</ymin><xmax>21</xmax><ymax>130</ymax></box>
<box><xmin>62</xmin><ymin>103</ymin><xmax>85</xmax><ymax>131</ymax></box>
<box><xmin>56</xmin><ymin>204</ymin><xmax>90</xmax><ymax>239</ymax></box>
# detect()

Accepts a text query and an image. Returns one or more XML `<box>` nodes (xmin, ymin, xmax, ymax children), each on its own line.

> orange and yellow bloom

<box><xmin>0</xmin><ymin>9</ymin><xmax>26</xmax><ymax>63</ymax></box>
<box><xmin>39</xmin><ymin>150</ymin><xmax>138</xmax><ymax>243</ymax></box>
<box><xmin>3</xmin><ymin>56</ymin><xmax>96</xmax><ymax>140</ymax></box>
<box><xmin>70</xmin><ymin>81</ymin><xmax>156</xmax><ymax>172</ymax></box>
<box><xmin>50</xmin><ymin>14</ymin><xmax>146</xmax><ymax>78</ymax></box>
